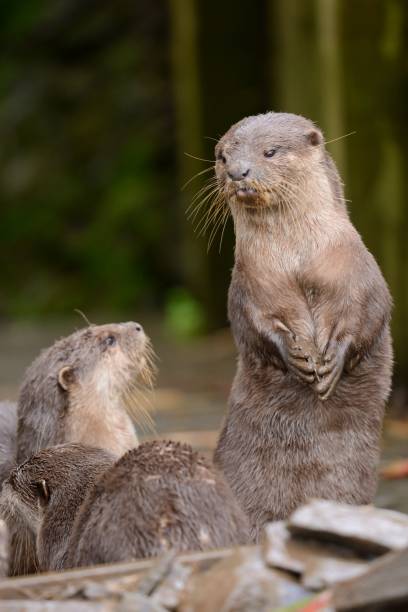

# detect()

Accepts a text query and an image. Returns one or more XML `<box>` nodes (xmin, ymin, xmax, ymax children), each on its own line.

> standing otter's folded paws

<box><xmin>315</xmin><ymin>336</ymin><xmax>353</xmax><ymax>400</ymax></box>
<box><xmin>269</xmin><ymin>319</ymin><xmax>318</xmax><ymax>385</ymax></box>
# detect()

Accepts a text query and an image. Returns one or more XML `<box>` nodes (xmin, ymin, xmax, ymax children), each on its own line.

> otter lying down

<box><xmin>2</xmin><ymin>441</ymin><xmax>249</xmax><ymax>571</ymax></box>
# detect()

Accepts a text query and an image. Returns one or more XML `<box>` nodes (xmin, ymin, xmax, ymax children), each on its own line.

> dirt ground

<box><xmin>0</xmin><ymin>317</ymin><xmax>407</xmax><ymax>513</ymax></box>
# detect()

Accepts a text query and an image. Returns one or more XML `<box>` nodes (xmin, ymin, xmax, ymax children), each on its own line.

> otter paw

<box><xmin>316</xmin><ymin>337</ymin><xmax>352</xmax><ymax>400</ymax></box>
<box><xmin>287</xmin><ymin>345</ymin><xmax>316</xmax><ymax>384</ymax></box>
<box><xmin>315</xmin><ymin>359</ymin><xmax>343</xmax><ymax>400</ymax></box>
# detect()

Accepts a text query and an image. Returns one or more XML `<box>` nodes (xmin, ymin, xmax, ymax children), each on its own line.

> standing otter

<box><xmin>1</xmin><ymin>442</ymin><xmax>249</xmax><ymax>571</ymax></box>
<box><xmin>211</xmin><ymin>112</ymin><xmax>393</xmax><ymax>539</ymax></box>
<box><xmin>2</xmin><ymin>321</ymin><xmax>155</xmax><ymax>575</ymax></box>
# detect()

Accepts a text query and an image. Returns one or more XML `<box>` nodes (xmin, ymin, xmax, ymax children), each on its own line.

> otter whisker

<box><xmin>74</xmin><ymin>309</ymin><xmax>94</xmax><ymax>327</ymax></box>
<box><xmin>122</xmin><ymin>384</ymin><xmax>156</xmax><ymax>436</ymax></box>
<box><xmin>188</xmin><ymin>184</ymin><xmax>221</xmax><ymax>224</ymax></box>
<box><xmin>184</xmin><ymin>152</ymin><xmax>215</xmax><ymax>163</ymax></box>
<box><xmin>217</xmin><ymin>208</ymin><xmax>231</xmax><ymax>253</ymax></box>
<box><xmin>188</xmin><ymin>177</ymin><xmax>219</xmax><ymax>206</ymax></box>
<box><xmin>187</xmin><ymin>181</ymin><xmax>220</xmax><ymax>220</ymax></box>
<box><xmin>207</xmin><ymin>205</ymin><xmax>229</xmax><ymax>251</ymax></box>
<box><xmin>182</xmin><ymin>166</ymin><xmax>215</xmax><ymax>191</ymax></box>
<box><xmin>324</xmin><ymin>131</ymin><xmax>356</xmax><ymax>146</ymax></box>
<box><xmin>194</xmin><ymin>191</ymin><xmax>225</xmax><ymax>235</ymax></box>
<box><xmin>198</xmin><ymin>198</ymin><xmax>227</xmax><ymax>239</ymax></box>
<box><xmin>186</xmin><ymin>164</ymin><xmax>232</xmax><ymax>250</ymax></box>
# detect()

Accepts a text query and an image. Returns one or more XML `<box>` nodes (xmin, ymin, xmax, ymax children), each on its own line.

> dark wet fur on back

<box><xmin>67</xmin><ymin>440</ymin><xmax>250</xmax><ymax>568</ymax></box>
<box><xmin>0</xmin><ymin>444</ymin><xmax>115</xmax><ymax>572</ymax></box>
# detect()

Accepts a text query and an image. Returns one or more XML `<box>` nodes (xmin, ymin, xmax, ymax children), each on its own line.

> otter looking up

<box><xmin>210</xmin><ymin>112</ymin><xmax>392</xmax><ymax>539</ymax></box>
<box><xmin>2</xmin><ymin>321</ymin><xmax>155</xmax><ymax>576</ymax></box>
<box><xmin>17</xmin><ymin>321</ymin><xmax>155</xmax><ymax>463</ymax></box>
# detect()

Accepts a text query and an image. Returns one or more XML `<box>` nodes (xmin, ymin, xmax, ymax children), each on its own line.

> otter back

<box><xmin>68</xmin><ymin>440</ymin><xmax>250</xmax><ymax>568</ymax></box>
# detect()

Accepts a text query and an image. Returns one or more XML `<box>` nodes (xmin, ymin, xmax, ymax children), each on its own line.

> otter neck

<box><xmin>68</xmin><ymin>387</ymin><xmax>138</xmax><ymax>457</ymax></box>
<box><xmin>233</xmin><ymin>173</ymin><xmax>351</xmax><ymax>273</ymax></box>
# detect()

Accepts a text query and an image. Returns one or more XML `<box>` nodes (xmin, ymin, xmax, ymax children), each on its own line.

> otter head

<box><xmin>17</xmin><ymin>322</ymin><xmax>156</xmax><ymax>462</ymax></box>
<box><xmin>0</xmin><ymin>444</ymin><xmax>115</xmax><ymax>571</ymax></box>
<box><xmin>0</xmin><ymin>457</ymin><xmax>49</xmax><ymax>535</ymax></box>
<box><xmin>214</xmin><ymin>112</ymin><xmax>336</xmax><ymax>223</ymax></box>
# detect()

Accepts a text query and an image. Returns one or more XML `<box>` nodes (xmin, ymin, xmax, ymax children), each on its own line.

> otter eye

<box><xmin>264</xmin><ymin>149</ymin><xmax>277</xmax><ymax>158</ymax></box>
<box><xmin>105</xmin><ymin>335</ymin><xmax>117</xmax><ymax>347</ymax></box>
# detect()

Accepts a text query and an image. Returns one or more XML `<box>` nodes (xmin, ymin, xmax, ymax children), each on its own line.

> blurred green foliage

<box><xmin>164</xmin><ymin>287</ymin><xmax>205</xmax><ymax>337</ymax></box>
<box><xmin>0</xmin><ymin>0</ymin><xmax>178</xmax><ymax>315</ymax></box>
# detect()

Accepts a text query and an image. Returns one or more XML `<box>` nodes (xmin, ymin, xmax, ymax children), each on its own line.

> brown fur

<box><xmin>0</xmin><ymin>445</ymin><xmax>115</xmax><ymax>571</ymax></box>
<box><xmin>69</xmin><ymin>441</ymin><xmax>249</xmax><ymax>566</ymax></box>
<box><xmin>17</xmin><ymin>322</ymin><xmax>154</xmax><ymax>463</ymax></box>
<box><xmin>68</xmin><ymin>440</ymin><xmax>250</xmax><ymax>568</ymax></box>
<box><xmin>2</xmin><ymin>321</ymin><xmax>154</xmax><ymax>575</ymax></box>
<box><xmin>0</xmin><ymin>442</ymin><xmax>250</xmax><ymax>571</ymax></box>
<box><xmin>212</xmin><ymin>112</ymin><xmax>393</xmax><ymax>540</ymax></box>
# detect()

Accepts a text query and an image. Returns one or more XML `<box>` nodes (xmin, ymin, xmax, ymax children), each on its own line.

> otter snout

<box><xmin>227</xmin><ymin>164</ymin><xmax>250</xmax><ymax>181</ymax></box>
<box><xmin>122</xmin><ymin>321</ymin><xmax>144</xmax><ymax>334</ymax></box>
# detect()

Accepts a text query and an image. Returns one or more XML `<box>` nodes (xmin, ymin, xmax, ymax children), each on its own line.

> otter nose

<box><xmin>124</xmin><ymin>321</ymin><xmax>143</xmax><ymax>333</ymax></box>
<box><xmin>227</xmin><ymin>166</ymin><xmax>250</xmax><ymax>181</ymax></box>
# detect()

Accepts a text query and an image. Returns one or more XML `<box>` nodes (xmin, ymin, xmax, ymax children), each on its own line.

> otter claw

<box><xmin>296</xmin><ymin>372</ymin><xmax>315</xmax><ymax>384</ymax></box>
<box><xmin>317</xmin><ymin>361</ymin><xmax>335</xmax><ymax>377</ymax></box>
<box><xmin>316</xmin><ymin>365</ymin><xmax>343</xmax><ymax>401</ymax></box>
<box><xmin>287</xmin><ymin>355</ymin><xmax>314</xmax><ymax>374</ymax></box>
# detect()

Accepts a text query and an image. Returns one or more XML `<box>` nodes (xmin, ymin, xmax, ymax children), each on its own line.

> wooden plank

<box><xmin>0</xmin><ymin>602</ymin><xmax>115</xmax><ymax>611</ymax></box>
<box><xmin>0</xmin><ymin>547</ymin><xmax>236</xmax><ymax>600</ymax></box>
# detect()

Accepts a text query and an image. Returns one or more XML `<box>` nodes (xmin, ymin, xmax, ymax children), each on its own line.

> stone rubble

<box><xmin>0</xmin><ymin>500</ymin><xmax>406</xmax><ymax>611</ymax></box>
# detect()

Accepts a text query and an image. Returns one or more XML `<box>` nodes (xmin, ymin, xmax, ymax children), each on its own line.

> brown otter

<box><xmin>2</xmin><ymin>321</ymin><xmax>155</xmax><ymax>575</ymax></box>
<box><xmin>17</xmin><ymin>321</ymin><xmax>155</xmax><ymax>464</ymax></box>
<box><xmin>69</xmin><ymin>440</ymin><xmax>250</xmax><ymax>568</ymax></box>
<box><xmin>1</xmin><ymin>441</ymin><xmax>250</xmax><ymax>571</ymax></box>
<box><xmin>1</xmin><ymin>444</ymin><xmax>115</xmax><ymax>571</ymax></box>
<box><xmin>211</xmin><ymin>112</ymin><xmax>393</xmax><ymax>539</ymax></box>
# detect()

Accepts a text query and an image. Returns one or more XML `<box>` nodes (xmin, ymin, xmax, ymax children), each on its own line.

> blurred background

<box><xmin>0</xmin><ymin>0</ymin><xmax>407</xmax><ymax>454</ymax></box>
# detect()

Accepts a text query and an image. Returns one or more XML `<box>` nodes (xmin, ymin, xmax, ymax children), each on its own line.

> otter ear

<box><xmin>306</xmin><ymin>130</ymin><xmax>322</xmax><ymax>146</ymax></box>
<box><xmin>35</xmin><ymin>479</ymin><xmax>50</xmax><ymax>507</ymax></box>
<box><xmin>58</xmin><ymin>366</ymin><xmax>76</xmax><ymax>391</ymax></box>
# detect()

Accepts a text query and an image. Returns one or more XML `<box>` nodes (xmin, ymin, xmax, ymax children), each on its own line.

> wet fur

<box><xmin>0</xmin><ymin>445</ymin><xmax>115</xmax><ymax>571</ymax></box>
<box><xmin>212</xmin><ymin>112</ymin><xmax>393</xmax><ymax>540</ymax></box>
<box><xmin>68</xmin><ymin>440</ymin><xmax>250</xmax><ymax>568</ymax></box>
<box><xmin>1</xmin><ymin>442</ymin><xmax>250</xmax><ymax>571</ymax></box>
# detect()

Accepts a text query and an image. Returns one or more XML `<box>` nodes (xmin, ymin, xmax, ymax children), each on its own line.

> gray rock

<box><xmin>288</xmin><ymin>499</ymin><xmax>408</xmax><ymax>555</ymax></box>
<box><xmin>263</xmin><ymin>521</ymin><xmax>368</xmax><ymax>591</ymax></box>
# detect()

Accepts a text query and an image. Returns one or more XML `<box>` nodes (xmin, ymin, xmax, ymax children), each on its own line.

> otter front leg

<box><xmin>316</xmin><ymin>335</ymin><xmax>354</xmax><ymax>401</ymax></box>
<box><xmin>268</xmin><ymin>319</ymin><xmax>318</xmax><ymax>385</ymax></box>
